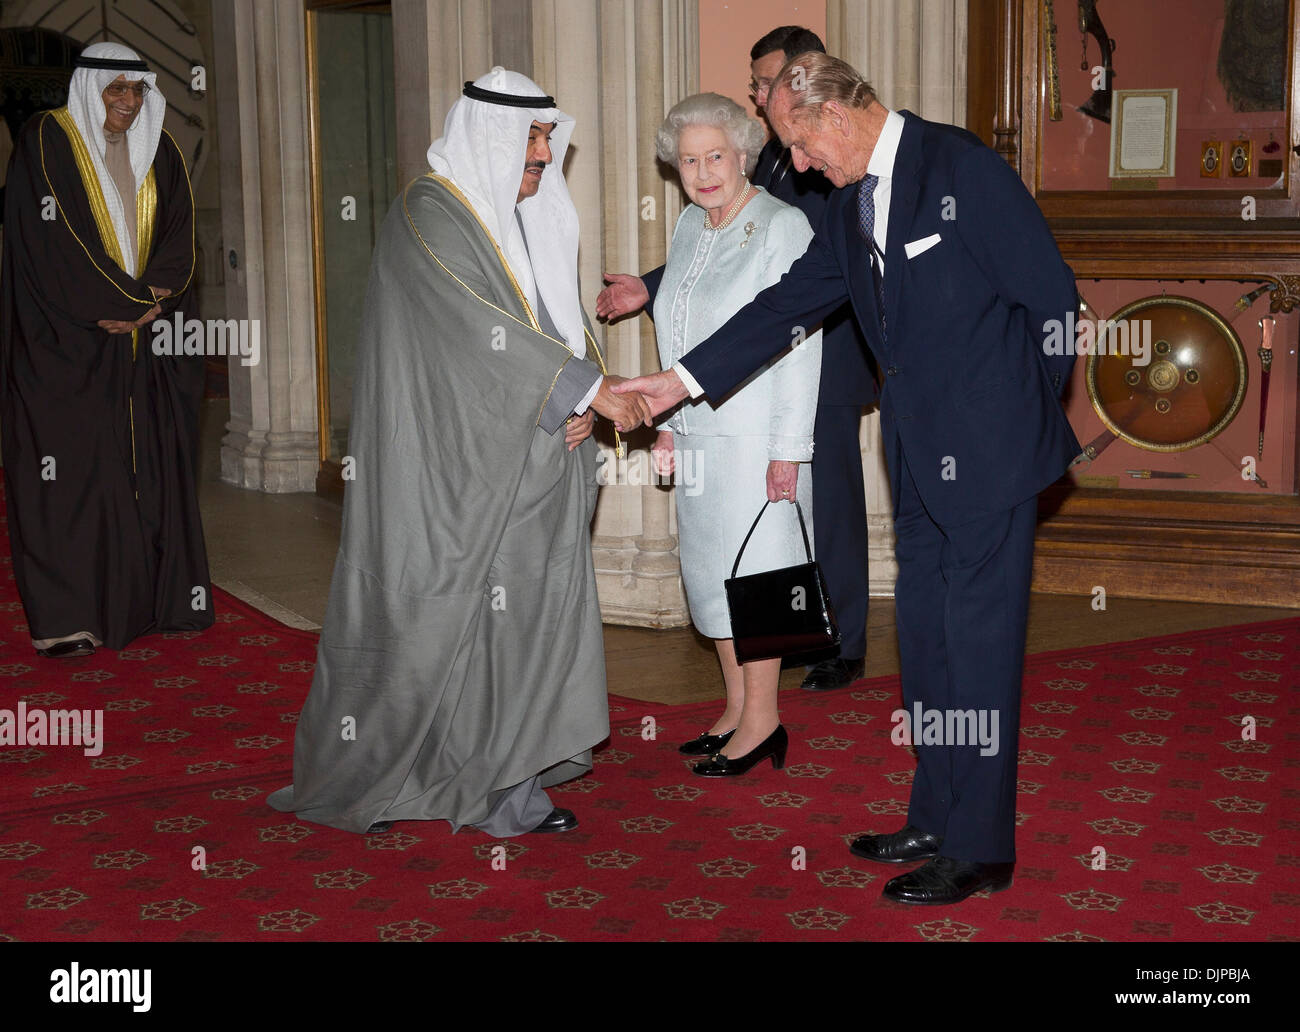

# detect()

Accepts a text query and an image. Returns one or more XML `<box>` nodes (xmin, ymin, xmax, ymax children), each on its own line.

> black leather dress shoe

<box><xmin>36</xmin><ymin>640</ymin><xmax>96</xmax><ymax>659</ymax></box>
<box><xmin>849</xmin><ymin>824</ymin><xmax>942</xmax><ymax>864</ymax></box>
<box><xmin>529</xmin><ymin>807</ymin><xmax>578</xmax><ymax>833</ymax></box>
<box><xmin>800</xmin><ymin>657</ymin><xmax>864</xmax><ymax>692</ymax></box>
<box><xmin>365</xmin><ymin>821</ymin><xmax>394</xmax><ymax>834</ymax></box>
<box><xmin>692</xmin><ymin>725</ymin><xmax>787</xmax><ymax>777</ymax></box>
<box><xmin>678</xmin><ymin>728</ymin><xmax>736</xmax><ymax>755</ymax></box>
<box><xmin>882</xmin><ymin>856</ymin><xmax>1014</xmax><ymax>905</ymax></box>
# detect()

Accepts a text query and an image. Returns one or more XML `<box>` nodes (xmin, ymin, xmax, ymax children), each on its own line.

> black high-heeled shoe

<box><xmin>678</xmin><ymin>728</ymin><xmax>736</xmax><ymax>756</ymax></box>
<box><xmin>692</xmin><ymin>725</ymin><xmax>787</xmax><ymax>777</ymax></box>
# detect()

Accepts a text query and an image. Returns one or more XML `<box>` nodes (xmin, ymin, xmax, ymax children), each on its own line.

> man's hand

<box><xmin>595</xmin><ymin>272</ymin><xmax>649</xmax><ymax>321</ymax></box>
<box><xmin>565</xmin><ymin>409</ymin><xmax>595</xmax><ymax>451</ymax></box>
<box><xmin>610</xmin><ymin>369</ymin><xmax>688</xmax><ymax>425</ymax></box>
<box><xmin>149</xmin><ymin>286</ymin><xmax>173</xmax><ymax>302</ymax></box>
<box><xmin>97</xmin><ymin>302</ymin><xmax>162</xmax><ymax>336</ymax></box>
<box><xmin>589</xmin><ymin>374</ymin><xmax>653</xmax><ymax>432</ymax></box>
<box><xmin>766</xmin><ymin>460</ymin><xmax>799</xmax><ymax>503</ymax></box>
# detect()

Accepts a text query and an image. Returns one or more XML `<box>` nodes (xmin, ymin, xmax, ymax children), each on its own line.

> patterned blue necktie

<box><xmin>857</xmin><ymin>173</ymin><xmax>886</xmax><ymax>341</ymax></box>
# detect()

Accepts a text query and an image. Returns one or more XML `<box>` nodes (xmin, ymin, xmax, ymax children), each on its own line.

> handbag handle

<box><xmin>730</xmin><ymin>499</ymin><xmax>814</xmax><ymax>579</ymax></box>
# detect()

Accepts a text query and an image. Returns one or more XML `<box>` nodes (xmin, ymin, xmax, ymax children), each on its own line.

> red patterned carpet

<box><xmin>0</xmin><ymin>513</ymin><xmax>1297</xmax><ymax>941</ymax></box>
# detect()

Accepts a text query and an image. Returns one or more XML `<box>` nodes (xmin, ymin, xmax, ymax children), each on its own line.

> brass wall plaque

<box><xmin>1228</xmin><ymin>139</ymin><xmax>1252</xmax><ymax>176</ymax></box>
<box><xmin>1201</xmin><ymin>140</ymin><xmax>1223</xmax><ymax>176</ymax></box>
<box><xmin>1074</xmin><ymin>474</ymin><xmax>1121</xmax><ymax>488</ymax></box>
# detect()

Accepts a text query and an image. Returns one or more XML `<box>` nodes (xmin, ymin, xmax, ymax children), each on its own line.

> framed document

<box><xmin>1109</xmin><ymin>89</ymin><xmax>1177</xmax><ymax>178</ymax></box>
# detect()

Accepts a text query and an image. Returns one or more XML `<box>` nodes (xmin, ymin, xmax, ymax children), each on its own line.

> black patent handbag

<box><xmin>723</xmin><ymin>499</ymin><xmax>840</xmax><ymax>664</ymax></box>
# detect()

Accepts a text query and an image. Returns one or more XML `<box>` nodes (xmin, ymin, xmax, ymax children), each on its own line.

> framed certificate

<box><xmin>1109</xmin><ymin>89</ymin><xmax>1177</xmax><ymax>178</ymax></box>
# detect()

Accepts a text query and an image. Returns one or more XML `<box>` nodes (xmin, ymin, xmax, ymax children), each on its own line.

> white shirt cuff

<box><xmin>572</xmin><ymin>372</ymin><xmax>603</xmax><ymax>416</ymax></box>
<box><xmin>672</xmin><ymin>361</ymin><xmax>705</xmax><ymax>400</ymax></box>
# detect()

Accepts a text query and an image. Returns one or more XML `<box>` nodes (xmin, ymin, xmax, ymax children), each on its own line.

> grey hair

<box><xmin>774</xmin><ymin>51</ymin><xmax>876</xmax><ymax>120</ymax></box>
<box><xmin>655</xmin><ymin>92</ymin><xmax>766</xmax><ymax>175</ymax></box>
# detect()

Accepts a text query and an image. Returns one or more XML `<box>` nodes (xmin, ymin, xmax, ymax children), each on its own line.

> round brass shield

<box><xmin>1084</xmin><ymin>295</ymin><xmax>1248</xmax><ymax>452</ymax></box>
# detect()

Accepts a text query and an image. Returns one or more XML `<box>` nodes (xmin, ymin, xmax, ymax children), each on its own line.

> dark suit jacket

<box><xmin>645</xmin><ymin>138</ymin><xmax>877</xmax><ymax>407</ymax></box>
<box><xmin>678</xmin><ymin>111</ymin><xmax>1080</xmax><ymax>527</ymax></box>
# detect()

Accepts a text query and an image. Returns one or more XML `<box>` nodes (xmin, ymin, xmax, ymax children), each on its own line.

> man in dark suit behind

<box><xmin>613</xmin><ymin>53</ymin><xmax>1080</xmax><ymax>905</ymax></box>
<box><xmin>597</xmin><ymin>26</ymin><xmax>876</xmax><ymax>693</ymax></box>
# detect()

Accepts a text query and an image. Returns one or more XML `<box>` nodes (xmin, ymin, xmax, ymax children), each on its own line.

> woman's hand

<box><xmin>766</xmin><ymin>460</ymin><xmax>798</xmax><ymax>502</ymax></box>
<box><xmin>651</xmin><ymin>430</ymin><xmax>675</xmax><ymax>476</ymax></box>
<box><xmin>565</xmin><ymin>410</ymin><xmax>595</xmax><ymax>451</ymax></box>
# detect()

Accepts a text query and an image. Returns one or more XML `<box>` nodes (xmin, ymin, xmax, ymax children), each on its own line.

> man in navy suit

<box><xmin>613</xmin><ymin>53</ymin><xmax>1080</xmax><ymax>904</ymax></box>
<box><xmin>597</xmin><ymin>26</ymin><xmax>876</xmax><ymax>693</ymax></box>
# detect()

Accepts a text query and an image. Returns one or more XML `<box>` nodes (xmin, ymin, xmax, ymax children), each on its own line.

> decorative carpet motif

<box><xmin>0</xmin><ymin>492</ymin><xmax>1296</xmax><ymax>940</ymax></box>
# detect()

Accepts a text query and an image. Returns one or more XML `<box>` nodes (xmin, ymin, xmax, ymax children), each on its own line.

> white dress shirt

<box><xmin>865</xmin><ymin>108</ymin><xmax>904</xmax><ymax>277</ymax></box>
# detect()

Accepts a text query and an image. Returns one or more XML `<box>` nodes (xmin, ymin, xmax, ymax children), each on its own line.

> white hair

<box><xmin>655</xmin><ymin>93</ymin><xmax>766</xmax><ymax>175</ymax></box>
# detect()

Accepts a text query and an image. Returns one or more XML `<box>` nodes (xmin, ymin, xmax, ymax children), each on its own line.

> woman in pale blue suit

<box><xmin>650</xmin><ymin>93</ymin><xmax>822</xmax><ymax>778</ymax></box>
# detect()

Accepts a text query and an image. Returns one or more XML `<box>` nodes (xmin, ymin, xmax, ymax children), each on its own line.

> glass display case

<box><xmin>987</xmin><ymin>0</ymin><xmax>1300</xmax><ymax>606</ymax></box>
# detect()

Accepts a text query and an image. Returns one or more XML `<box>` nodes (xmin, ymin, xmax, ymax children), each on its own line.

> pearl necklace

<box><xmin>704</xmin><ymin>181</ymin><xmax>752</xmax><ymax>231</ymax></box>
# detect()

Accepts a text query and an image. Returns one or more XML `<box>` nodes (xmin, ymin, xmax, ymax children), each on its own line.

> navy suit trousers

<box><xmin>893</xmin><ymin>446</ymin><xmax>1037</xmax><ymax>863</ymax></box>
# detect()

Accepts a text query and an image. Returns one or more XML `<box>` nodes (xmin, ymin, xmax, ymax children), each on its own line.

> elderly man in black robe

<box><xmin>0</xmin><ymin>41</ymin><xmax>210</xmax><ymax>658</ymax></box>
<box><xmin>269</xmin><ymin>69</ymin><xmax>648</xmax><ymax>838</ymax></box>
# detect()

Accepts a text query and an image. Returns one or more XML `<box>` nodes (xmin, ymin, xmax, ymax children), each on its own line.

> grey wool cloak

<box><xmin>268</xmin><ymin>173</ymin><xmax>610</xmax><ymax>833</ymax></box>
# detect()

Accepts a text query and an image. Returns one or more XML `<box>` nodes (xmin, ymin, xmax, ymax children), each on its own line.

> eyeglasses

<box><xmin>103</xmin><ymin>82</ymin><xmax>150</xmax><ymax>100</ymax></box>
<box><xmin>748</xmin><ymin>77</ymin><xmax>773</xmax><ymax>96</ymax></box>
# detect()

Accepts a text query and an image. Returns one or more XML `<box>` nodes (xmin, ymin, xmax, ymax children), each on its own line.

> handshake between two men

<box><xmin>562</xmin><ymin>373</ymin><xmax>655</xmax><ymax>451</ymax></box>
<box><xmin>587</xmin><ymin>369</ymin><xmax>670</xmax><ymax>434</ymax></box>
<box><xmin>605</xmin><ymin>369</ymin><xmax>696</xmax><ymax>428</ymax></box>
<box><xmin>587</xmin><ymin>272</ymin><xmax>691</xmax><ymax>435</ymax></box>
<box><xmin>589</xmin><ymin>371</ymin><xmax>688</xmax><ymax>435</ymax></box>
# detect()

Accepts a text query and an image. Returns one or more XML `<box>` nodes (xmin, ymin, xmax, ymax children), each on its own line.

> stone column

<box><xmin>391</xmin><ymin>1</ymin><xmax>502</xmax><ymax>191</ymax></box>
<box><xmin>626</xmin><ymin>0</ymin><xmax>697</xmax><ymax>625</ymax></box>
<box><xmin>213</xmin><ymin>0</ymin><xmax>319</xmax><ymax>492</ymax></box>
<box><xmin>213</xmin><ymin>0</ymin><xmax>504</xmax><ymax>493</ymax></box>
<box><xmin>533</xmin><ymin>0</ymin><xmax>695</xmax><ymax>626</ymax></box>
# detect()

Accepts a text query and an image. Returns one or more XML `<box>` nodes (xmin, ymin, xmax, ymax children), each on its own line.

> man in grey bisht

<box><xmin>270</xmin><ymin>69</ymin><xmax>649</xmax><ymax>837</ymax></box>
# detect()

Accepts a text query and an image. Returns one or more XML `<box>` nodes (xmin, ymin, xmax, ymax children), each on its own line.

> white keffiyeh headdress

<box><xmin>65</xmin><ymin>41</ymin><xmax>166</xmax><ymax>272</ymax></box>
<box><xmin>427</xmin><ymin>68</ymin><xmax>584</xmax><ymax>356</ymax></box>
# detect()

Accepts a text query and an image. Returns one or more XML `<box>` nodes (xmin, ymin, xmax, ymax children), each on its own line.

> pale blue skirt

<box><xmin>674</xmin><ymin>434</ymin><xmax>815</xmax><ymax>640</ymax></box>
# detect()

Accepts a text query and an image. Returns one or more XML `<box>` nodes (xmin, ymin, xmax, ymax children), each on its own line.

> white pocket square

<box><xmin>905</xmin><ymin>233</ymin><xmax>941</xmax><ymax>259</ymax></box>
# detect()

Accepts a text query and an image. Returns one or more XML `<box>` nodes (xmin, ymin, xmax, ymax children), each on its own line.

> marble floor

<box><xmin>197</xmin><ymin>398</ymin><xmax>1292</xmax><ymax>708</ymax></box>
